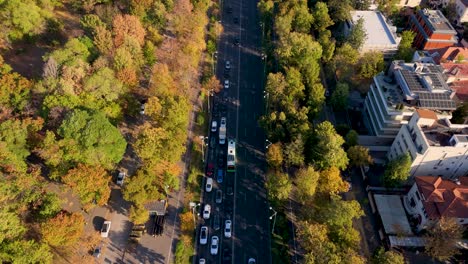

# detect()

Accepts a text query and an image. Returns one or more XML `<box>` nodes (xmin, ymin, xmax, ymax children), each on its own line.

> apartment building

<box><xmin>345</xmin><ymin>11</ymin><xmax>400</xmax><ymax>58</ymax></box>
<box><xmin>387</xmin><ymin>109</ymin><xmax>468</xmax><ymax>179</ymax></box>
<box><xmin>404</xmin><ymin>176</ymin><xmax>468</xmax><ymax>231</ymax></box>
<box><xmin>455</xmin><ymin>0</ymin><xmax>468</xmax><ymax>24</ymax></box>
<box><xmin>409</xmin><ymin>9</ymin><xmax>458</xmax><ymax>50</ymax></box>
<box><xmin>363</xmin><ymin>60</ymin><xmax>456</xmax><ymax>138</ymax></box>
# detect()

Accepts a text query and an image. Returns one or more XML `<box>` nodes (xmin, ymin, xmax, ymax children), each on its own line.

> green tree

<box><xmin>123</xmin><ymin>167</ymin><xmax>164</xmax><ymax>207</ymax></box>
<box><xmin>80</xmin><ymin>14</ymin><xmax>106</xmax><ymax>36</ymax></box>
<box><xmin>283</xmin><ymin>135</ymin><xmax>305</xmax><ymax>167</ymax></box>
<box><xmin>34</xmin><ymin>192</ymin><xmax>62</xmax><ymax>220</ymax></box>
<box><xmin>352</xmin><ymin>0</ymin><xmax>372</xmax><ymax>10</ymax></box>
<box><xmin>0</xmin><ymin>57</ymin><xmax>31</xmax><ymax>110</ymax></box>
<box><xmin>396</xmin><ymin>31</ymin><xmax>416</xmax><ymax>62</ymax></box>
<box><xmin>372</xmin><ymin>247</ymin><xmax>405</xmax><ymax>264</ymax></box>
<box><xmin>277</xmin><ymin>32</ymin><xmax>322</xmax><ymax>71</ymax></box>
<box><xmin>347</xmin><ymin>145</ymin><xmax>373</xmax><ymax>167</ymax></box>
<box><xmin>265</xmin><ymin>170</ymin><xmax>292</xmax><ymax>201</ymax></box>
<box><xmin>425</xmin><ymin>217</ymin><xmax>464</xmax><ymax>261</ymax></box>
<box><xmin>327</xmin><ymin>0</ymin><xmax>352</xmax><ymax>23</ymax></box>
<box><xmin>48</xmin><ymin>38</ymin><xmax>91</xmax><ymax>67</ymax></box>
<box><xmin>311</xmin><ymin>121</ymin><xmax>349</xmax><ymax>170</ymax></box>
<box><xmin>58</xmin><ymin>109</ymin><xmax>127</xmax><ymax>169</ymax></box>
<box><xmin>0</xmin><ymin>209</ymin><xmax>26</xmax><ymax>244</ymax></box>
<box><xmin>347</xmin><ymin>18</ymin><xmax>367</xmax><ymax>50</ymax></box>
<box><xmin>345</xmin><ymin>130</ymin><xmax>359</xmax><ymax>148</ymax></box>
<box><xmin>297</xmin><ymin>221</ymin><xmax>338</xmax><ymax>263</ymax></box>
<box><xmin>41</xmin><ymin>211</ymin><xmax>84</xmax><ymax>248</ymax></box>
<box><xmin>266</xmin><ymin>143</ymin><xmax>283</xmax><ymax>168</ymax></box>
<box><xmin>295</xmin><ymin>166</ymin><xmax>320</xmax><ymax>203</ymax></box>
<box><xmin>383</xmin><ymin>153</ymin><xmax>411</xmax><ymax>187</ymax></box>
<box><xmin>333</xmin><ymin>43</ymin><xmax>359</xmax><ymax>80</ymax></box>
<box><xmin>0</xmin><ymin>239</ymin><xmax>53</xmax><ymax>264</ymax></box>
<box><xmin>357</xmin><ymin>51</ymin><xmax>385</xmax><ymax>79</ymax></box>
<box><xmin>318</xmin><ymin>30</ymin><xmax>336</xmax><ymax>62</ymax></box>
<box><xmin>0</xmin><ymin>0</ymin><xmax>50</xmax><ymax>43</ymax></box>
<box><xmin>330</xmin><ymin>82</ymin><xmax>349</xmax><ymax>111</ymax></box>
<box><xmin>62</xmin><ymin>164</ymin><xmax>111</xmax><ymax>209</ymax></box>
<box><xmin>83</xmin><ymin>67</ymin><xmax>125</xmax><ymax>102</ymax></box>
<box><xmin>312</xmin><ymin>2</ymin><xmax>334</xmax><ymax>32</ymax></box>
<box><xmin>129</xmin><ymin>204</ymin><xmax>150</xmax><ymax>224</ymax></box>
<box><xmin>450</xmin><ymin>103</ymin><xmax>467</xmax><ymax>124</ymax></box>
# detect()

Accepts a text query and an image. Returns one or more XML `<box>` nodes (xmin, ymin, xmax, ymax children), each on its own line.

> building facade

<box><xmin>404</xmin><ymin>176</ymin><xmax>468</xmax><ymax>231</ymax></box>
<box><xmin>363</xmin><ymin>60</ymin><xmax>456</xmax><ymax>138</ymax></box>
<box><xmin>388</xmin><ymin>109</ymin><xmax>468</xmax><ymax>179</ymax></box>
<box><xmin>409</xmin><ymin>9</ymin><xmax>458</xmax><ymax>50</ymax></box>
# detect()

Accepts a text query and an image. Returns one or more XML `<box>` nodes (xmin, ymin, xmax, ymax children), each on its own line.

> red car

<box><xmin>206</xmin><ymin>163</ymin><xmax>214</xmax><ymax>177</ymax></box>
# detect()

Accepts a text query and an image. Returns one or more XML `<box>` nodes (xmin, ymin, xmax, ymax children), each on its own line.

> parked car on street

<box><xmin>224</xmin><ymin>220</ymin><xmax>232</xmax><ymax>238</ymax></box>
<box><xmin>211</xmin><ymin>121</ymin><xmax>217</xmax><ymax>132</ymax></box>
<box><xmin>203</xmin><ymin>204</ymin><xmax>211</xmax><ymax>219</ymax></box>
<box><xmin>116</xmin><ymin>171</ymin><xmax>126</xmax><ymax>186</ymax></box>
<box><xmin>215</xmin><ymin>189</ymin><xmax>223</xmax><ymax>204</ymax></box>
<box><xmin>206</xmin><ymin>163</ymin><xmax>214</xmax><ymax>177</ymax></box>
<box><xmin>101</xmin><ymin>221</ymin><xmax>111</xmax><ymax>238</ymax></box>
<box><xmin>217</xmin><ymin>169</ymin><xmax>224</xmax><ymax>183</ymax></box>
<box><xmin>210</xmin><ymin>236</ymin><xmax>219</xmax><ymax>255</ymax></box>
<box><xmin>225</xmin><ymin>60</ymin><xmax>231</xmax><ymax>70</ymax></box>
<box><xmin>205</xmin><ymin>178</ymin><xmax>213</xmax><ymax>192</ymax></box>
<box><xmin>200</xmin><ymin>226</ymin><xmax>208</xmax><ymax>245</ymax></box>
<box><xmin>224</xmin><ymin>79</ymin><xmax>229</xmax><ymax>89</ymax></box>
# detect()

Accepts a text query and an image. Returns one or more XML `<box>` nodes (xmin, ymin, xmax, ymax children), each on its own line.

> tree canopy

<box><xmin>265</xmin><ymin>170</ymin><xmax>292</xmax><ymax>201</ymax></box>
<box><xmin>310</xmin><ymin>121</ymin><xmax>349</xmax><ymax>170</ymax></box>
<box><xmin>383</xmin><ymin>153</ymin><xmax>411</xmax><ymax>187</ymax></box>
<box><xmin>425</xmin><ymin>217</ymin><xmax>464</xmax><ymax>261</ymax></box>
<box><xmin>396</xmin><ymin>31</ymin><xmax>416</xmax><ymax>62</ymax></box>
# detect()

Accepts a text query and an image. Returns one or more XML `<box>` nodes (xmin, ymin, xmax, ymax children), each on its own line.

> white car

<box><xmin>205</xmin><ymin>178</ymin><xmax>213</xmax><ymax>192</ymax></box>
<box><xmin>224</xmin><ymin>220</ymin><xmax>232</xmax><ymax>238</ymax></box>
<box><xmin>225</xmin><ymin>61</ymin><xmax>231</xmax><ymax>70</ymax></box>
<box><xmin>224</xmin><ymin>80</ymin><xmax>230</xmax><ymax>89</ymax></box>
<box><xmin>101</xmin><ymin>221</ymin><xmax>111</xmax><ymax>238</ymax></box>
<box><xmin>203</xmin><ymin>204</ymin><xmax>211</xmax><ymax>219</ymax></box>
<box><xmin>200</xmin><ymin>226</ymin><xmax>208</xmax><ymax>245</ymax></box>
<box><xmin>211</xmin><ymin>121</ymin><xmax>217</xmax><ymax>132</ymax></box>
<box><xmin>140</xmin><ymin>103</ymin><xmax>145</xmax><ymax>115</ymax></box>
<box><xmin>248</xmin><ymin>258</ymin><xmax>256</xmax><ymax>264</ymax></box>
<box><xmin>199</xmin><ymin>259</ymin><xmax>206</xmax><ymax>264</ymax></box>
<box><xmin>210</xmin><ymin>236</ymin><xmax>219</xmax><ymax>255</ymax></box>
<box><xmin>116</xmin><ymin>171</ymin><xmax>126</xmax><ymax>186</ymax></box>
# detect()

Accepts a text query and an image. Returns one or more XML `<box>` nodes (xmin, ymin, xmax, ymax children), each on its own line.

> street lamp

<box><xmin>189</xmin><ymin>202</ymin><xmax>201</xmax><ymax>228</ymax></box>
<box><xmin>265</xmin><ymin>139</ymin><xmax>272</xmax><ymax>149</ymax></box>
<box><xmin>269</xmin><ymin>206</ymin><xmax>277</xmax><ymax>235</ymax></box>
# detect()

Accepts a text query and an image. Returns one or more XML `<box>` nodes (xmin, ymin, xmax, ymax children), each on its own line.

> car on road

<box><xmin>101</xmin><ymin>221</ymin><xmax>111</xmax><ymax>238</ymax></box>
<box><xmin>213</xmin><ymin>213</ymin><xmax>220</xmax><ymax>230</ymax></box>
<box><xmin>225</xmin><ymin>199</ymin><xmax>233</xmax><ymax>215</ymax></box>
<box><xmin>215</xmin><ymin>189</ymin><xmax>223</xmax><ymax>203</ymax></box>
<box><xmin>205</xmin><ymin>178</ymin><xmax>213</xmax><ymax>192</ymax></box>
<box><xmin>211</xmin><ymin>120</ymin><xmax>217</xmax><ymax>132</ymax></box>
<box><xmin>226</xmin><ymin>181</ymin><xmax>233</xmax><ymax>195</ymax></box>
<box><xmin>233</xmin><ymin>17</ymin><xmax>239</xmax><ymax>24</ymax></box>
<box><xmin>199</xmin><ymin>259</ymin><xmax>206</xmax><ymax>264</ymax></box>
<box><xmin>222</xmin><ymin>248</ymin><xmax>232</xmax><ymax>263</ymax></box>
<box><xmin>220</xmin><ymin>117</ymin><xmax>226</xmax><ymax>126</ymax></box>
<box><xmin>210</xmin><ymin>136</ymin><xmax>216</xmax><ymax>149</ymax></box>
<box><xmin>203</xmin><ymin>204</ymin><xmax>211</xmax><ymax>219</ymax></box>
<box><xmin>224</xmin><ymin>79</ymin><xmax>229</xmax><ymax>89</ymax></box>
<box><xmin>206</xmin><ymin>163</ymin><xmax>214</xmax><ymax>177</ymax></box>
<box><xmin>217</xmin><ymin>155</ymin><xmax>224</xmax><ymax>168</ymax></box>
<box><xmin>325</xmin><ymin>89</ymin><xmax>330</xmax><ymax>97</ymax></box>
<box><xmin>210</xmin><ymin>236</ymin><xmax>219</xmax><ymax>255</ymax></box>
<box><xmin>92</xmin><ymin>247</ymin><xmax>101</xmax><ymax>258</ymax></box>
<box><xmin>116</xmin><ymin>171</ymin><xmax>126</xmax><ymax>186</ymax></box>
<box><xmin>217</xmin><ymin>169</ymin><xmax>224</xmax><ymax>183</ymax></box>
<box><xmin>223</xmin><ymin>71</ymin><xmax>230</xmax><ymax>79</ymax></box>
<box><xmin>225</xmin><ymin>60</ymin><xmax>231</xmax><ymax>70</ymax></box>
<box><xmin>140</xmin><ymin>103</ymin><xmax>145</xmax><ymax>115</ymax></box>
<box><xmin>224</xmin><ymin>220</ymin><xmax>232</xmax><ymax>238</ymax></box>
<box><xmin>226</xmin><ymin>6</ymin><xmax>232</xmax><ymax>13</ymax></box>
<box><xmin>200</xmin><ymin>226</ymin><xmax>208</xmax><ymax>245</ymax></box>
<box><xmin>248</xmin><ymin>258</ymin><xmax>256</xmax><ymax>264</ymax></box>
<box><xmin>234</xmin><ymin>38</ymin><xmax>240</xmax><ymax>46</ymax></box>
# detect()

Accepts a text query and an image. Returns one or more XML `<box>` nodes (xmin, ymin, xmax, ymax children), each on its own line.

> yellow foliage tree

<box><xmin>41</xmin><ymin>212</ymin><xmax>85</xmax><ymax>248</ymax></box>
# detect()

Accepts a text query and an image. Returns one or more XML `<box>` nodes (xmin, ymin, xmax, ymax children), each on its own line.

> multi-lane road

<box><xmin>195</xmin><ymin>0</ymin><xmax>270</xmax><ymax>263</ymax></box>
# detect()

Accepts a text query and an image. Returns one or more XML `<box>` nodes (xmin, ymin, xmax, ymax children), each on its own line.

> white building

<box><xmin>345</xmin><ymin>11</ymin><xmax>401</xmax><ymax>58</ymax></box>
<box><xmin>388</xmin><ymin>109</ymin><xmax>468</xmax><ymax>179</ymax></box>
<box><xmin>363</xmin><ymin>61</ymin><xmax>456</xmax><ymax>139</ymax></box>
<box><xmin>404</xmin><ymin>176</ymin><xmax>468</xmax><ymax>231</ymax></box>
<box><xmin>455</xmin><ymin>0</ymin><xmax>468</xmax><ymax>24</ymax></box>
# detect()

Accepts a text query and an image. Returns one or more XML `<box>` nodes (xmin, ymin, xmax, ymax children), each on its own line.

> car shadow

<box><xmin>93</xmin><ymin>216</ymin><xmax>105</xmax><ymax>232</ymax></box>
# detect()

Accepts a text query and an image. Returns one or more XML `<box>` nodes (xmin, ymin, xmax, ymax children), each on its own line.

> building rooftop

<box><xmin>374</xmin><ymin>194</ymin><xmax>413</xmax><ymax>235</ymax></box>
<box><xmin>391</xmin><ymin>61</ymin><xmax>457</xmax><ymax>110</ymax></box>
<box><xmin>351</xmin><ymin>11</ymin><xmax>400</xmax><ymax>48</ymax></box>
<box><xmin>415</xmin><ymin>113</ymin><xmax>468</xmax><ymax>146</ymax></box>
<box><xmin>441</xmin><ymin>63</ymin><xmax>468</xmax><ymax>78</ymax></box>
<box><xmin>418</xmin><ymin>9</ymin><xmax>456</xmax><ymax>33</ymax></box>
<box><xmin>415</xmin><ymin>176</ymin><xmax>468</xmax><ymax>219</ymax></box>
<box><xmin>450</xmin><ymin>80</ymin><xmax>468</xmax><ymax>101</ymax></box>
<box><xmin>427</xmin><ymin>47</ymin><xmax>468</xmax><ymax>63</ymax></box>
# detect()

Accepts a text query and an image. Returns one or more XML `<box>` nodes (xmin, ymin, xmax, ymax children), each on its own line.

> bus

<box><xmin>227</xmin><ymin>139</ymin><xmax>236</xmax><ymax>172</ymax></box>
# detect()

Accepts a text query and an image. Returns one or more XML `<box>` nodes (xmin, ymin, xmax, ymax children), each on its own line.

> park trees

<box><xmin>330</xmin><ymin>82</ymin><xmax>349</xmax><ymax>111</ymax></box>
<box><xmin>266</xmin><ymin>143</ymin><xmax>283</xmax><ymax>168</ymax></box>
<box><xmin>357</xmin><ymin>51</ymin><xmax>385</xmax><ymax>79</ymax></box>
<box><xmin>310</xmin><ymin>121</ymin><xmax>349</xmax><ymax>170</ymax></box>
<box><xmin>0</xmin><ymin>57</ymin><xmax>31</xmax><ymax>111</ymax></box>
<box><xmin>396</xmin><ymin>31</ymin><xmax>416</xmax><ymax>62</ymax></box>
<box><xmin>425</xmin><ymin>217</ymin><xmax>464</xmax><ymax>261</ymax></box>
<box><xmin>383</xmin><ymin>153</ymin><xmax>411</xmax><ymax>187</ymax></box>
<box><xmin>295</xmin><ymin>166</ymin><xmax>320</xmax><ymax>203</ymax></box>
<box><xmin>372</xmin><ymin>247</ymin><xmax>405</xmax><ymax>264</ymax></box>
<box><xmin>317</xmin><ymin>167</ymin><xmax>349</xmax><ymax>195</ymax></box>
<box><xmin>348</xmin><ymin>146</ymin><xmax>373</xmax><ymax>167</ymax></box>
<box><xmin>347</xmin><ymin>18</ymin><xmax>367</xmax><ymax>50</ymax></box>
<box><xmin>312</xmin><ymin>2</ymin><xmax>334</xmax><ymax>32</ymax></box>
<box><xmin>41</xmin><ymin>211</ymin><xmax>85</xmax><ymax>248</ymax></box>
<box><xmin>265</xmin><ymin>170</ymin><xmax>292</xmax><ymax>201</ymax></box>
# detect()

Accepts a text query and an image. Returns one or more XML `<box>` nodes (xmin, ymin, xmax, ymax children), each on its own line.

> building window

<box><xmin>410</xmin><ymin>198</ymin><xmax>416</xmax><ymax>207</ymax></box>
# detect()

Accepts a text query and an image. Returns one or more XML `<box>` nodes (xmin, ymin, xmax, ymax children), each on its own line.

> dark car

<box><xmin>210</xmin><ymin>136</ymin><xmax>216</xmax><ymax>149</ymax></box>
<box><xmin>206</xmin><ymin>163</ymin><xmax>214</xmax><ymax>177</ymax></box>
<box><xmin>225</xmin><ymin>199</ymin><xmax>233</xmax><ymax>215</ymax></box>
<box><xmin>213</xmin><ymin>213</ymin><xmax>220</xmax><ymax>230</ymax></box>
<box><xmin>93</xmin><ymin>247</ymin><xmax>101</xmax><ymax>258</ymax></box>
<box><xmin>233</xmin><ymin>17</ymin><xmax>239</xmax><ymax>24</ymax></box>
<box><xmin>222</xmin><ymin>248</ymin><xmax>232</xmax><ymax>263</ymax></box>
<box><xmin>217</xmin><ymin>169</ymin><xmax>224</xmax><ymax>183</ymax></box>
<box><xmin>234</xmin><ymin>38</ymin><xmax>240</xmax><ymax>46</ymax></box>
<box><xmin>226</xmin><ymin>184</ymin><xmax>233</xmax><ymax>196</ymax></box>
<box><xmin>217</xmin><ymin>156</ymin><xmax>224</xmax><ymax>167</ymax></box>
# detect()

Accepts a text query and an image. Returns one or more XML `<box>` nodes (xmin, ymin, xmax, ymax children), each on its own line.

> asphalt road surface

<box><xmin>195</xmin><ymin>0</ymin><xmax>270</xmax><ymax>263</ymax></box>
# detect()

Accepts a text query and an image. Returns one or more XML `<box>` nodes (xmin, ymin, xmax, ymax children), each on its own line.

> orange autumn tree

<box><xmin>62</xmin><ymin>164</ymin><xmax>111</xmax><ymax>210</ymax></box>
<box><xmin>112</xmin><ymin>14</ymin><xmax>146</xmax><ymax>48</ymax></box>
<box><xmin>41</xmin><ymin>211</ymin><xmax>85</xmax><ymax>248</ymax></box>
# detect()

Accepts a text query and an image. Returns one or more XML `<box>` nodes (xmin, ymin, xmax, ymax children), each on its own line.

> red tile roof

<box><xmin>428</xmin><ymin>47</ymin><xmax>468</xmax><ymax>64</ymax></box>
<box><xmin>441</xmin><ymin>63</ymin><xmax>468</xmax><ymax>78</ymax></box>
<box><xmin>415</xmin><ymin>176</ymin><xmax>468</xmax><ymax>219</ymax></box>
<box><xmin>416</xmin><ymin>109</ymin><xmax>438</xmax><ymax>120</ymax></box>
<box><xmin>450</xmin><ymin>81</ymin><xmax>468</xmax><ymax>101</ymax></box>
